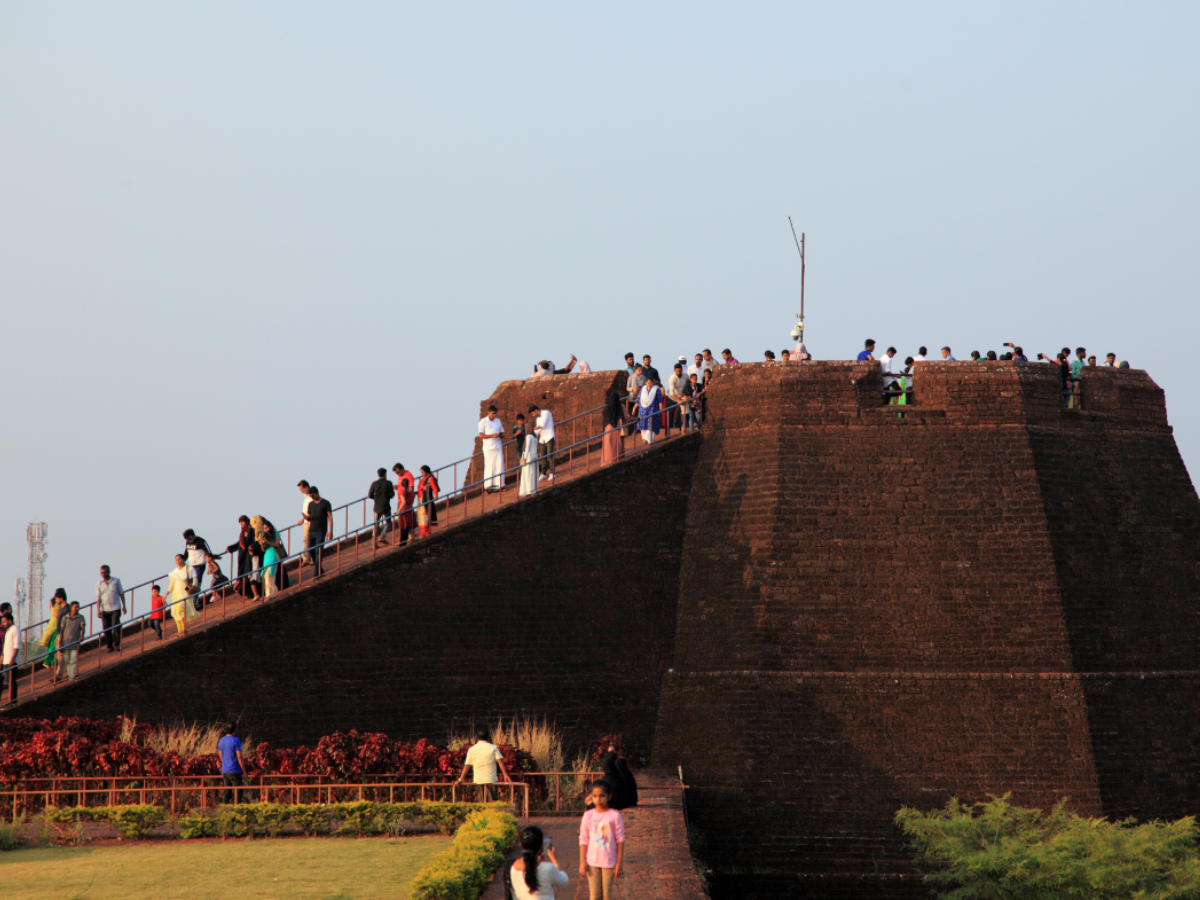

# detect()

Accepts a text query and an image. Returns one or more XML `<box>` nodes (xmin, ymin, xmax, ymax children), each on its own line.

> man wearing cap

<box><xmin>368</xmin><ymin>467</ymin><xmax>393</xmax><ymax>547</ymax></box>
<box><xmin>667</xmin><ymin>362</ymin><xmax>688</xmax><ymax>431</ymax></box>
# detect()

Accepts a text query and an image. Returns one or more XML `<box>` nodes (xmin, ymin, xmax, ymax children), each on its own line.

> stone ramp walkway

<box><xmin>483</xmin><ymin>775</ymin><xmax>706</xmax><ymax>900</ymax></box>
<box><xmin>6</xmin><ymin>427</ymin><xmax>693</xmax><ymax>709</ymax></box>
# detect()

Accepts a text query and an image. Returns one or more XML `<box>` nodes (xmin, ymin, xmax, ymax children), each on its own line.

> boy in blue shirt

<box><xmin>217</xmin><ymin>724</ymin><xmax>247</xmax><ymax>804</ymax></box>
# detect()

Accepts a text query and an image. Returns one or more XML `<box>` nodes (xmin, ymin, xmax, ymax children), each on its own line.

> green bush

<box><xmin>896</xmin><ymin>794</ymin><xmax>1200</xmax><ymax>900</ymax></box>
<box><xmin>250</xmin><ymin>803</ymin><xmax>292</xmax><ymax>838</ymax></box>
<box><xmin>287</xmin><ymin>804</ymin><xmax>331</xmax><ymax>837</ymax></box>
<box><xmin>103</xmin><ymin>805</ymin><xmax>167</xmax><ymax>839</ymax></box>
<box><xmin>410</xmin><ymin>809</ymin><xmax>519</xmax><ymax>900</ymax></box>
<box><xmin>330</xmin><ymin>801</ymin><xmax>378</xmax><ymax>836</ymax></box>
<box><xmin>217</xmin><ymin>806</ymin><xmax>260</xmax><ymax>839</ymax></box>
<box><xmin>0</xmin><ymin>814</ymin><xmax>26</xmax><ymax>851</ymax></box>
<box><xmin>178</xmin><ymin>812</ymin><xmax>219</xmax><ymax>839</ymax></box>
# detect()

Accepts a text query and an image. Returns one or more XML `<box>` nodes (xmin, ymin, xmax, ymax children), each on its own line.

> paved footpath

<box><xmin>482</xmin><ymin>774</ymin><xmax>707</xmax><ymax>900</ymax></box>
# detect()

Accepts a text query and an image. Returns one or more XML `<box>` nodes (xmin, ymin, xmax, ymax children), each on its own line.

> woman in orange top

<box><xmin>416</xmin><ymin>466</ymin><xmax>440</xmax><ymax>538</ymax></box>
<box><xmin>393</xmin><ymin>463</ymin><xmax>416</xmax><ymax>544</ymax></box>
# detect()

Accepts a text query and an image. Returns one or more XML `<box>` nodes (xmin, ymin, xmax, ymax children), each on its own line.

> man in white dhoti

<box><xmin>479</xmin><ymin>405</ymin><xmax>506</xmax><ymax>492</ymax></box>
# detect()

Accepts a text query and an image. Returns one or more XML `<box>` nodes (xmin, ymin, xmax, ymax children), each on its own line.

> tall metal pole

<box><xmin>788</xmin><ymin>217</ymin><xmax>805</xmax><ymax>339</ymax></box>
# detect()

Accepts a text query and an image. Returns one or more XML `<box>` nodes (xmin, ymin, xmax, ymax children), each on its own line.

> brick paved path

<box><xmin>7</xmin><ymin>426</ymin><xmax>693</xmax><ymax>708</ymax></box>
<box><xmin>482</xmin><ymin>774</ymin><xmax>707</xmax><ymax>900</ymax></box>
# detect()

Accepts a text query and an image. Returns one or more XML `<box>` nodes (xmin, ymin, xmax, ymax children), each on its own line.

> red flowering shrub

<box><xmin>590</xmin><ymin>733</ymin><xmax>631</xmax><ymax>762</ymax></box>
<box><xmin>0</xmin><ymin>719</ymin><xmax>540</xmax><ymax>792</ymax></box>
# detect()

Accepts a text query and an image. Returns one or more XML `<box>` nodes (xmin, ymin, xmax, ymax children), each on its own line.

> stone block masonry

<box><xmin>12</xmin><ymin>361</ymin><xmax>1200</xmax><ymax>899</ymax></box>
<box><xmin>16</xmin><ymin>432</ymin><xmax>700</xmax><ymax>751</ymax></box>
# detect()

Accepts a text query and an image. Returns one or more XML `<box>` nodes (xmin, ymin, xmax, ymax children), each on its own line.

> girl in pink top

<box><xmin>578</xmin><ymin>781</ymin><xmax>626</xmax><ymax>900</ymax></box>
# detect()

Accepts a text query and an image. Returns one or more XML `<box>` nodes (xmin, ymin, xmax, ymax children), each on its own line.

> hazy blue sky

<box><xmin>2</xmin><ymin>2</ymin><xmax>1198</xmax><ymax>623</ymax></box>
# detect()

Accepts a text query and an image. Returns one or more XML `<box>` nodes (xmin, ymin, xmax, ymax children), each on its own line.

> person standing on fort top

<box><xmin>368</xmin><ymin>467</ymin><xmax>393</xmax><ymax>547</ymax></box>
<box><xmin>456</xmin><ymin>730</ymin><xmax>512</xmax><ymax>802</ymax></box>
<box><xmin>2</xmin><ymin>612</ymin><xmax>18</xmax><ymax>707</ymax></box>
<box><xmin>519</xmin><ymin>420</ymin><xmax>540</xmax><ymax>497</ymax></box>
<box><xmin>96</xmin><ymin>565</ymin><xmax>126</xmax><ymax>652</ymax></box>
<box><xmin>393</xmin><ymin>463</ymin><xmax>416</xmax><ymax>544</ymax></box>
<box><xmin>303</xmin><ymin>487</ymin><xmax>334</xmax><ymax>577</ymax></box>
<box><xmin>218</xmin><ymin>723</ymin><xmax>247</xmax><ymax>805</ymax></box>
<box><xmin>857</xmin><ymin>339</ymin><xmax>876</xmax><ymax>362</ymax></box>
<box><xmin>637</xmin><ymin>379</ymin><xmax>664</xmax><ymax>444</ymax></box>
<box><xmin>479</xmin><ymin>405</ymin><xmax>506</xmax><ymax>493</ymax></box>
<box><xmin>296</xmin><ymin>480</ymin><xmax>313</xmax><ymax>564</ymax></box>
<box><xmin>687</xmin><ymin>352</ymin><xmax>708</xmax><ymax>381</ymax></box>
<box><xmin>940</xmin><ymin>346</ymin><xmax>956</xmax><ymax>361</ymax></box>
<box><xmin>167</xmin><ymin>555</ymin><xmax>194</xmax><ymax>637</ymax></box>
<box><xmin>880</xmin><ymin>347</ymin><xmax>901</xmax><ymax>402</ymax></box>
<box><xmin>640</xmin><ymin>355</ymin><xmax>660</xmax><ymax>384</ymax></box>
<box><xmin>57</xmin><ymin>601</ymin><xmax>85</xmax><ymax>682</ymax></box>
<box><xmin>183</xmin><ymin>530</ymin><xmax>213</xmax><ymax>595</ymax></box>
<box><xmin>225</xmin><ymin>515</ymin><xmax>256</xmax><ymax>596</ymax></box>
<box><xmin>667</xmin><ymin>362</ymin><xmax>687</xmax><ymax>431</ymax></box>
<box><xmin>1104</xmin><ymin>352</ymin><xmax>1117</xmax><ymax>367</ymax></box>
<box><xmin>721</xmin><ymin>348</ymin><xmax>739</xmax><ymax>365</ymax></box>
<box><xmin>416</xmin><ymin>466</ymin><xmax>440</xmax><ymax>537</ymax></box>
<box><xmin>914</xmin><ymin>346</ymin><xmax>928</xmax><ymax>363</ymax></box>
<box><xmin>531</xmin><ymin>404</ymin><xmax>556</xmax><ymax>481</ymax></box>
<box><xmin>792</xmin><ymin>342</ymin><xmax>811</xmax><ymax>361</ymax></box>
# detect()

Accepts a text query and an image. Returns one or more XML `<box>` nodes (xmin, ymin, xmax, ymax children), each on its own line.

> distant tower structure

<box><xmin>26</xmin><ymin>522</ymin><xmax>48</xmax><ymax>627</ymax></box>
<box><xmin>13</xmin><ymin>578</ymin><xmax>27</xmax><ymax>632</ymax></box>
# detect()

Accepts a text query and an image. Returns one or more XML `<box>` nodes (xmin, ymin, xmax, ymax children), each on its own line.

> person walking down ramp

<box><xmin>479</xmin><ymin>406</ymin><xmax>506</xmax><ymax>492</ymax></box>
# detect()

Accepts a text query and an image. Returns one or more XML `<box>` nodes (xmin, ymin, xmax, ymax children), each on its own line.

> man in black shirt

<box><xmin>641</xmin><ymin>354</ymin><xmax>661</xmax><ymax>384</ymax></box>
<box><xmin>303</xmin><ymin>486</ymin><xmax>334</xmax><ymax>577</ymax></box>
<box><xmin>368</xmin><ymin>468</ymin><xmax>393</xmax><ymax>548</ymax></box>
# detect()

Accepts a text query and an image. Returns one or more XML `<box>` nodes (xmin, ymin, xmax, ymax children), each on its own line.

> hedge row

<box><xmin>411</xmin><ymin>809</ymin><xmax>519</xmax><ymax>900</ymax></box>
<box><xmin>43</xmin><ymin>800</ymin><xmax>505</xmax><ymax>842</ymax></box>
<box><xmin>44</xmin><ymin>804</ymin><xmax>167</xmax><ymax>839</ymax></box>
<box><xmin>177</xmin><ymin>800</ymin><xmax>505</xmax><ymax>839</ymax></box>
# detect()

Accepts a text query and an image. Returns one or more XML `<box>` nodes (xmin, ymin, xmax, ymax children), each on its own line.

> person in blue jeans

<box><xmin>217</xmin><ymin>724</ymin><xmax>247</xmax><ymax>804</ymax></box>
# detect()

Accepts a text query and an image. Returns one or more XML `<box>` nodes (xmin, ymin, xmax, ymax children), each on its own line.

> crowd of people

<box><xmin>851</xmin><ymin>339</ymin><xmax>1131</xmax><ymax>407</ymax></box>
<box><xmin>4</xmin><ymin>336</ymin><xmax>1131</xmax><ymax>710</ymax></box>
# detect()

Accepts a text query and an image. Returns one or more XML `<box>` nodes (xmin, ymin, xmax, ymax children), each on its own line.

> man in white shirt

<box><xmin>880</xmin><ymin>346</ymin><xmax>900</xmax><ymax>403</ymax></box>
<box><xmin>478</xmin><ymin>405</ymin><xmax>506</xmax><ymax>492</ymax></box>
<box><xmin>2</xmin><ymin>612</ymin><xmax>18</xmax><ymax>707</ymax></box>
<box><xmin>456</xmin><ymin>731</ymin><xmax>511</xmax><ymax>802</ymax></box>
<box><xmin>531</xmin><ymin>404</ymin><xmax>556</xmax><ymax>481</ymax></box>
<box><xmin>296</xmin><ymin>480</ymin><xmax>313</xmax><ymax>563</ymax></box>
<box><xmin>686</xmin><ymin>352</ymin><xmax>707</xmax><ymax>381</ymax></box>
<box><xmin>914</xmin><ymin>346</ymin><xmax>928</xmax><ymax>363</ymax></box>
<box><xmin>96</xmin><ymin>565</ymin><xmax>126</xmax><ymax>653</ymax></box>
<box><xmin>667</xmin><ymin>362</ymin><xmax>688</xmax><ymax>430</ymax></box>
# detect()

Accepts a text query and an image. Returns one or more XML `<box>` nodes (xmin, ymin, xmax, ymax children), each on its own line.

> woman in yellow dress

<box><xmin>167</xmin><ymin>554</ymin><xmax>197</xmax><ymax>637</ymax></box>
<box><xmin>39</xmin><ymin>589</ymin><xmax>67</xmax><ymax>669</ymax></box>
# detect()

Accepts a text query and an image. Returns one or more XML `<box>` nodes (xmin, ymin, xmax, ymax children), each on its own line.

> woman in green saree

<box><xmin>39</xmin><ymin>588</ymin><xmax>67</xmax><ymax>669</ymax></box>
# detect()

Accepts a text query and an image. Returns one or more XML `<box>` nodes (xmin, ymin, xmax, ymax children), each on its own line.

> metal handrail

<box><xmin>16</xmin><ymin>399</ymin><xmax>615</xmax><ymax>645</ymax></box>
<box><xmin>2</xmin><ymin>777</ymin><xmax>531</xmax><ymax>818</ymax></box>
<box><xmin>3</xmin><ymin>388</ymin><xmax>699</xmax><ymax>702</ymax></box>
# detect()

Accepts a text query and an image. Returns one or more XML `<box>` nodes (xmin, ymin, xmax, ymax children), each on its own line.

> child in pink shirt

<box><xmin>579</xmin><ymin>781</ymin><xmax>625</xmax><ymax>900</ymax></box>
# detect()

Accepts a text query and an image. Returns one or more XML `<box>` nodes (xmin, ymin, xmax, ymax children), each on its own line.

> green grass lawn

<box><xmin>0</xmin><ymin>835</ymin><xmax>452</xmax><ymax>900</ymax></box>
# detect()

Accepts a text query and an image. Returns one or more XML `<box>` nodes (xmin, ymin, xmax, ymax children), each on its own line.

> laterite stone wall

<box><xmin>16</xmin><ymin>434</ymin><xmax>699</xmax><ymax>750</ymax></box>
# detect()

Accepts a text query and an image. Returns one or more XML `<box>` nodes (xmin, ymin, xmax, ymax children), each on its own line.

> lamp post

<box><xmin>788</xmin><ymin>217</ymin><xmax>805</xmax><ymax>343</ymax></box>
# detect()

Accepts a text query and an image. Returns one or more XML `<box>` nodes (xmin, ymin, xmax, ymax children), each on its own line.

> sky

<box><xmin>2</xmin><ymin>2</ymin><xmax>1198</xmax><ymax>624</ymax></box>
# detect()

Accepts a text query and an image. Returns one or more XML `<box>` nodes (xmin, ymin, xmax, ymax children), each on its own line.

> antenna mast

<box><xmin>26</xmin><ymin>522</ymin><xmax>47</xmax><ymax>630</ymax></box>
<box><xmin>788</xmin><ymin>217</ymin><xmax>805</xmax><ymax>342</ymax></box>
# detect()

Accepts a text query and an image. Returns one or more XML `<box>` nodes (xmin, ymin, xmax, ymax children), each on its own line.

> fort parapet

<box><xmin>14</xmin><ymin>361</ymin><xmax>1200</xmax><ymax>899</ymax></box>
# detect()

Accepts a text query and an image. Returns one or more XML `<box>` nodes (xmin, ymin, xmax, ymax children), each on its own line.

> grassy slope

<box><xmin>0</xmin><ymin>835</ymin><xmax>452</xmax><ymax>900</ymax></box>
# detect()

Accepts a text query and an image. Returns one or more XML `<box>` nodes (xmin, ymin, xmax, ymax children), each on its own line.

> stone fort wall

<box><xmin>14</xmin><ymin>361</ymin><xmax>1200</xmax><ymax>899</ymax></box>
